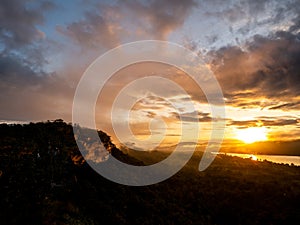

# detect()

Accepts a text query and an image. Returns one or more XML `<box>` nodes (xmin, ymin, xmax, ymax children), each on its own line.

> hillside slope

<box><xmin>0</xmin><ymin>121</ymin><xmax>299</xmax><ymax>225</ymax></box>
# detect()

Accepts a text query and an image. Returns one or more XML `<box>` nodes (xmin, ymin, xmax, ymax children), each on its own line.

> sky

<box><xmin>1</xmin><ymin>0</ymin><xmax>300</xmax><ymax>151</ymax></box>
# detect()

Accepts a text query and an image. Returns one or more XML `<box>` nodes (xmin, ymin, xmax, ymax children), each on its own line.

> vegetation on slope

<box><xmin>0</xmin><ymin>120</ymin><xmax>299</xmax><ymax>225</ymax></box>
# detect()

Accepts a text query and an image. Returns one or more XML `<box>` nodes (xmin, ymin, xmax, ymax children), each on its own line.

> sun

<box><xmin>235</xmin><ymin>127</ymin><xmax>268</xmax><ymax>144</ymax></box>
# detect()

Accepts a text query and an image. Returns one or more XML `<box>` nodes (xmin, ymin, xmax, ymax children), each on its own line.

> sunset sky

<box><xmin>1</xmin><ymin>0</ymin><xmax>300</xmax><ymax>151</ymax></box>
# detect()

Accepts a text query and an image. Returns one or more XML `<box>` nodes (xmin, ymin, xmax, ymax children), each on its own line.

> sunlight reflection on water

<box><xmin>212</xmin><ymin>152</ymin><xmax>300</xmax><ymax>166</ymax></box>
<box><xmin>213</xmin><ymin>152</ymin><xmax>300</xmax><ymax>166</ymax></box>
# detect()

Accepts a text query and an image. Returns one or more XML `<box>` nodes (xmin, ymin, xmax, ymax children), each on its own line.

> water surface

<box><xmin>224</xmin><ymin>153</ymin><xmax>300</xmax><ymax>166</ymax></box>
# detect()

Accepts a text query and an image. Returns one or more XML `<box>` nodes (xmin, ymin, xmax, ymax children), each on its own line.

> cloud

<box><xmin>173</xmin><ymin>111</ymin><xmax>212</xmax><ymax>123</ymax></box>
<box><xmin>185</xmin><ymin>0</ymin><xmax>300</xmax><ymax>52</ymax></box>
<box><xmin>0</xmin><ymin>0</ymin><xmax>54</xmax><ymax>50</ymax></box>
<box><xmin>132</xmin><ymin>95</ymin><xmax>173</xmax><ymax>111</ymax></box>
<box><xmin>1</xmin><ymin>0</ymin><xmax>300</xmax><ymax>136</ymax></box>
<box><xmin>56</xmin><ymin>11</ymin><xmax>120</xmax><ymax>50</ymax></box>
<box><xmin>209</xmin><ymin>31</ymin><xmax>300</xmax><ymax>107</ymax></box>
<box><xmin>59</xmin><ymin>0</ymin><xmax>198</xmax><ymax>48</ymax></box>
<box><xmin>0</xmin><ymin>52</ymin><xmax>74</xmax><ymax>121</ymax></box>
<box><xmin>268</xmin><ymin>102</ymin><xmax>300</xmax><ymax>110</ymax></box>
<box><xmin>229</xmin><ymin>118</ymin><xmax>299</xmax><ymax>128</ymax></box>
<box><xmin>119</xmin><ymin>0</ymin><xmax>198</xmax><ymax>39</ymax></box>
<box><xmin>0</xmin><ymin>1</ymin><xmax>96</xmax><ymax>122</ymax></box>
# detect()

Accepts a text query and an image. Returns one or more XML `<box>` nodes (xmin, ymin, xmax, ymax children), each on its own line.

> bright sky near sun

<box><xmin>1</xmin><ymin>0</ymin><xmax>300</xmax><ymax>150</ymax></box>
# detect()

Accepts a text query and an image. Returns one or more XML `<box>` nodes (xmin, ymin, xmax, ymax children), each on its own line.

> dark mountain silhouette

<box><xmin>0</xmin><ymin>120</ymin><xmax>299</xmax><ymax>225</ymax></box>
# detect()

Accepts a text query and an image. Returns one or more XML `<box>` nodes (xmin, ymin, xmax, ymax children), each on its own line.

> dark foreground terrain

<box><xmin>0</xmin><ymin>121</ymin><xmax>299</xmax><ymax>225</ymax></box>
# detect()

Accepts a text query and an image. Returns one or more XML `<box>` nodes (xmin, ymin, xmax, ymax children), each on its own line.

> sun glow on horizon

<box><xmin>235</xmin><ymin>127</ymin><xmax>268</xmax><ymax>144</ymax></box>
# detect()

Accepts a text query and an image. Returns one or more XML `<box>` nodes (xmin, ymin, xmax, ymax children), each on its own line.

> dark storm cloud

<box><xmin>0</xmin><ymin>52</ymin><xmax>73</xmax><ymax>121</ymax></box>
<box><xmin>0</xmin><ymin>0</ymin><xmax>58</xmax><ymax>84</ymax></box>
<box><xmin>0</xmin><ymin>54</ymin><xmax>37</xmax><ymax>80</ymax></box>
<box><xmin>0</xmin><ymin>0</ymin><xmax>57</xmax><ymax>73</ymax></box>
<box><xmin>209</xmin><ymin>31</ymin><xmax>300</xmax><ymax>105</ymax></box>
<box><xmin>0</xmin><ymin>0</ymin><xmax>55</xmax><ymax>49</ymax></box>
<box><xmin>0</xmin><ymin>1</ymin><xmax>76</xmax><ymax>122</ymax></box>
